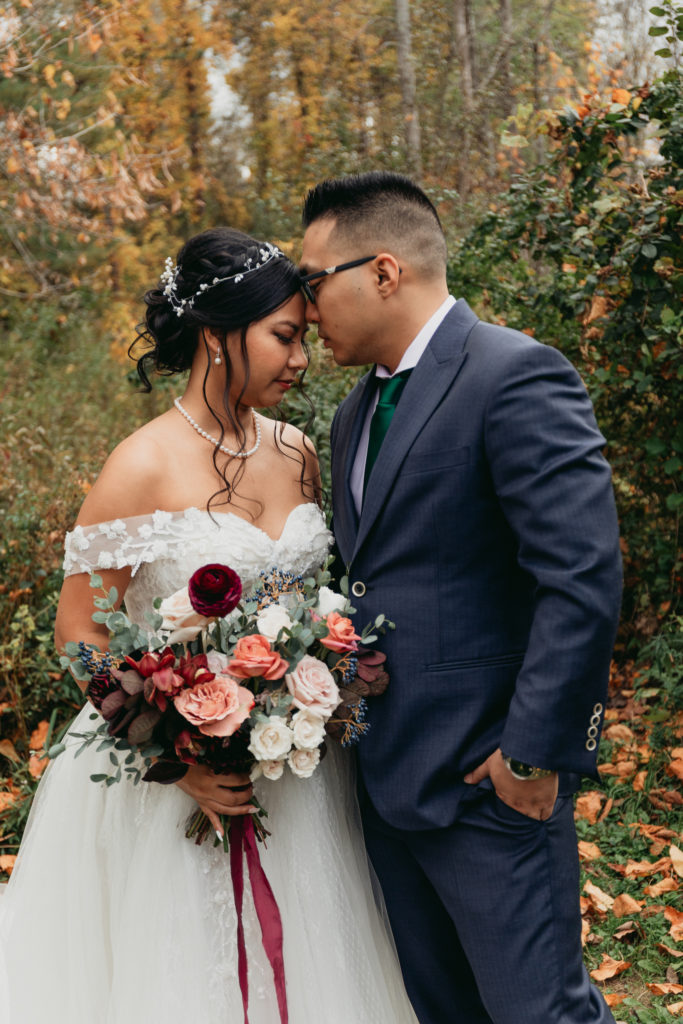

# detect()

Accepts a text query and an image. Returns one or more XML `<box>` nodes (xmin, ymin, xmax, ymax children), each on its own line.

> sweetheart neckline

<box><xmin>74</xmin><ymin>502</ymin><xmax>324</xmax><ymax>546</ymax></box>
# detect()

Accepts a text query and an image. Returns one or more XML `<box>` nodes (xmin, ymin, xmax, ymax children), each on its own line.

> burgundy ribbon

<box><xmin>229</xmin><ymin>816</ymin><xmax>288</xmax><ymax>1024</ymax></box>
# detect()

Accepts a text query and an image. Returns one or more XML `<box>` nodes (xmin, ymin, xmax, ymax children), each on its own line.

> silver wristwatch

<box><xmin>502</xmin><ymin>755</ymin><xmax>554</xmax><ymax>781</ymax></box>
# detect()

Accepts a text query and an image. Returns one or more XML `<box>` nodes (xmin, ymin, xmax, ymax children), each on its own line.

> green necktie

<box><xmin>363</xmin><ymin>370</ymin><xmax>412</xmax><ymax>495</ymax></box>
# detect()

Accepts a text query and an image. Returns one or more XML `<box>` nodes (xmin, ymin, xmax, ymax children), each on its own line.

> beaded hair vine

<box><xmin>159</xmin><ymin>242</ymin><xmax>286</xmax><ymax>318</ymax></box>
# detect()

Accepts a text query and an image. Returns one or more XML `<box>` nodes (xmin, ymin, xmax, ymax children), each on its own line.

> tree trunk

<box><xmin>499</xmin><ymin>0</ymin><xmax>513</xmax><ymax>117</ymax></box>
<box><xmin>453</xmin><ymin>0</ymin><xmax>474</xmax><ymax>197</ymax></box>
<box><xmin>395</xmin><ymin>0</ymin><xmax>422</xmax><ymax>180</ymax></box>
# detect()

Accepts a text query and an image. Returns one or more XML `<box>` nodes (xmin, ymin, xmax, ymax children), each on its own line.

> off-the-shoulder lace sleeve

<box><xmin>62</xmin><ymin>509</ymin><xmax>206</xmax><ymax>577</ymax></box>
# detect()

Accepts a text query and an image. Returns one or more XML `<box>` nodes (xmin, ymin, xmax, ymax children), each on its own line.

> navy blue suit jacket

<box><xmin>330</xmin><ymin>300</ymin><xmax>622</xmax><ymax>830</ymax></box>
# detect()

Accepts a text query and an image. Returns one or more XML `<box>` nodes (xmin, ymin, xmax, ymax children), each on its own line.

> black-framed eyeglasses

<box><xmin>299</xmin><ymin>255</ymin><xmax>377</xmax><ymax>304</ymax></box>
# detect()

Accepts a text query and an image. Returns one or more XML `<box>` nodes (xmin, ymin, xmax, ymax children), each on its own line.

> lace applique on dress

<box><xmin>62</xmin><ymin>505</ymin><xmax>332</xmax><ymax>625</ymax></box>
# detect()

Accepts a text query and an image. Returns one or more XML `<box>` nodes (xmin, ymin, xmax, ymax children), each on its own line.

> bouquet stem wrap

<box><xmin>230</xmin><ymin>816</ymin><xmax>288</xmax><ymax>1024</ymax></box>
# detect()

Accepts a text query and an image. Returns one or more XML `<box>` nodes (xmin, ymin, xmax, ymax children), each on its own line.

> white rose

<box><xmin>206</xmin><ymin>651</ymin><xmax>232</xmax><ymax>675</ymax></box>
<box><xmin>291</xmin><ymin>709</ymin><xmax>326</xmax><ymax>751</ymax></box>
<box><xmin>315</xmin><ymin>586</ymin><xmax>347</xmax><ymax>618</ymax></box>
<box><xmin>261</xmin><ymin>759</ymin><xmax>285</xmax><ymax>781</ymax></box>
<box><xmin>158</xmin><ymin>586</ymin><xmax>209</xmax><ymax>643</ymax></box>
<box><xmin>256</xmin><ymin>604</ymin><xmax>293</xmax><ymax>643</ymax></box>
<box><xmin>288</xmin><ymin>748</ymin><xmax>320</xmax><ymax>779</ymax></box>
<box><xmin>248</xmin><ymin>718</ymin><xmax>294</xmax><ymax>761</ymax></box>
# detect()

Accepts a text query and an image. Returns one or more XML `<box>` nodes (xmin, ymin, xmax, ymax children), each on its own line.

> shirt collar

<box><xmin>375</xmin><ymin>295</ymin><xmax>457</xmax><ymax>379</ymax></box>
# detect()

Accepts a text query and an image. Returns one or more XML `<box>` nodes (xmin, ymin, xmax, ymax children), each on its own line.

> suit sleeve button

<box><xmin>351</xmin><ymin>581</ymin><xmax>366</xmax><ymax>598</ymax></box>
<box><xmin>585</xmin><ymin>738</ymin><xmax>597</xmax><ymax>751</ymax></box>
<box><xmin>587</xmin><ymin>725</ymin><xmax>599</xmax><ymax>738</ymax></box>
<box><xmin>592</xmin><ymin>702</ymin><xmax>603</xmax><ymax>715</ymax></box>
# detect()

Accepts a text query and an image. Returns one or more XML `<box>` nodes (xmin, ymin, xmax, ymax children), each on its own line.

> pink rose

<box><xmin>174</xmin><ymin>675</ymin><xmax>254</xmax><ymax>737</ymax></box>
<box><xmin>320</xmin><ymin>612</ymin><xmax>361</xmax><ymax>653</ymax></box>
<box><xmin>285</xmin><ymin>655</ymin><xmax>341</xmax><ymax>718</ymax></box>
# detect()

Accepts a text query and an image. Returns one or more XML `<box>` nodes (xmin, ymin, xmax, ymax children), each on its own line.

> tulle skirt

<box><xmin>0</xmin><ymin>706</ymin><xmax>417</xmax><ymax>1024</ymax></box>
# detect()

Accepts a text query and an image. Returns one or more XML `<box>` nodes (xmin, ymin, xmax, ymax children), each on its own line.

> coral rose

<box><xmin>228</xmin><ymin>634</ymin><xmax>289</xmax><ymax>680</ymax></box>
<box><xmin>174</xmin><ymin>675</ymin><xmax>254</xmax><ymax>737</ymax></box>
<box><xmin>320</xmin><ymin>612</ymin><xmax>361</xmax><ymax>653</ymax></box>
<box><xmin>188</xmin><ymin>564</ymin><xmax>242</xmax><ymax>618</ymax></box>
<box><xmin>285</xmin><ymin>655</ymin><xmax>341</xmax><ymax>718</ymax></box>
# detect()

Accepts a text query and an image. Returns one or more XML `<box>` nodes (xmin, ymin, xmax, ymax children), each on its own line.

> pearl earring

<box><xmin>214</xmin><ymin>351</ymin><xmax>222</xmax><ymax>365</ymax></box>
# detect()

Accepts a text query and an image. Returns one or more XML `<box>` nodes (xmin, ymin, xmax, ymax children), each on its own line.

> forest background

<box><xmin>0</xmin><ymin>1</ymin><xmax>682</xmax><ymax>1019</ymax></box>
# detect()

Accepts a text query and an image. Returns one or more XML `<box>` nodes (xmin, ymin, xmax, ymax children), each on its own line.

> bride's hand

<box><xmin>175</xmin><ymin>764</ymin><xmax>255</xmax><ymax>837</ymax></box>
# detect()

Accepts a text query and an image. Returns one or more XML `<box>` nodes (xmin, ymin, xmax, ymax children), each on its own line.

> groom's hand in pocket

<box><xmin>464</xmin><ymin>748</ymin><xmax>559</xmax><ymax>821</ymax></box>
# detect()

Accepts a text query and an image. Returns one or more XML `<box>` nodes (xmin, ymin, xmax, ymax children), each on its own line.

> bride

<box><xmin>0</xmin><ymin>228</ymin><xmax>417</xmax><ymax>1023</ymax></box>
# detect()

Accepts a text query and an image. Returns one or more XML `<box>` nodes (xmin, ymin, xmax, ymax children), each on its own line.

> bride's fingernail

<box><xmin>216</xmin><ymin>829</ymin><xmax>224</xmax><ymax>840</ymax></box>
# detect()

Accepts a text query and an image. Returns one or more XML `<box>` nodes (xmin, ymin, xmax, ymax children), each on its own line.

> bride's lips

<box><xmin>275</xmin><ymin>379</ymin><xmax>296</xmax><ymax>390</ymax></box>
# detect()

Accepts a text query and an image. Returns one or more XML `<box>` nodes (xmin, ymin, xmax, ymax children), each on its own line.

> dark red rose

<box><xmin>188</xmin><ymin>564</ymin><xmax>242</xmax><ymax>618</ymax></box>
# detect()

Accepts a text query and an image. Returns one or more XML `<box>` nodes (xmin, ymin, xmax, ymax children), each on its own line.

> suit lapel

<box><xmin>351</xmin><ymin>299</ymin><xmax>479</xmax><ymax>561</ymax></box>
<box><xmin>331</xmin><ymin>370</ymin><xmax>374</xmax><ymax>563</ymax></box>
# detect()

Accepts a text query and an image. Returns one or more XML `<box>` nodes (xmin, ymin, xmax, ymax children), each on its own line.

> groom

<box><xmin>300</xmin><ymin>172</ymin><xmax>622</xmax><ymax>1024</ymax></box>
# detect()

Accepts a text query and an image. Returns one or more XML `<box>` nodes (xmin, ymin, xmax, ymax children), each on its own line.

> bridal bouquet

<box><xmin>54</xmin><ymin>558</ymin><xmax>391</xmax><ymax>841</ymax></box>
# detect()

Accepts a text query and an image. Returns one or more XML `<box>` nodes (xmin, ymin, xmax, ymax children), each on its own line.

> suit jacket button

<box><xmin>585</xmin><ymin>738</ymin><xmax>597</xmax><ymax>751</ymax></box>
<box><xmin>351</xmin><ymin>581</ymin><xmax>366</xmax><ymax>598</ymax></box>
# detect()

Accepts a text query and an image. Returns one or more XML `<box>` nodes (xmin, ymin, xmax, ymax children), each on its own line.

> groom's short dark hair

<box><xmin>302</xmin><ymin>171</ymin><xmax>447</xmax><ymax>280</ymax></box>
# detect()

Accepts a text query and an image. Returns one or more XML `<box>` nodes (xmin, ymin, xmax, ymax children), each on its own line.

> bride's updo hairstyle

<box><xmin>132</xmin><ymin>227</ymin><xmax>316</xmax><ymax>511</ymax></box>
<box><xmin>135</xmin><ymin>227</ymin><xmax>302</xmax><ymax>389</ymax></box>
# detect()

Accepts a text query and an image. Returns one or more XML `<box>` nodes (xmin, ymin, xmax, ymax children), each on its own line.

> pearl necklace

<box><xmin>174</xmin><ymin>397</ymin><xmax>262</xmax><ymax>459</ymax></box>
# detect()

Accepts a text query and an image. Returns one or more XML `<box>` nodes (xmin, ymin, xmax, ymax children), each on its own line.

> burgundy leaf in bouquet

<box><xmin>188</xmin><ymin>564</ymin><xmax>242</xmax><ymax>618</ymax></box>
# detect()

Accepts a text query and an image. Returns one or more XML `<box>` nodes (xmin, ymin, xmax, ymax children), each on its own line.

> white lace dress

<box><xmin>0</xmin><ymin>504</ymin><xmax>417</xmax><ymax>1024</ymax></box>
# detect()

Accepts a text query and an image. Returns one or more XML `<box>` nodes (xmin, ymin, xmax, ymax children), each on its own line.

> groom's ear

<box><xmin>373</xmin><ymin>254</ymin><xmax>401</xmax><ymax>298</ymax></box>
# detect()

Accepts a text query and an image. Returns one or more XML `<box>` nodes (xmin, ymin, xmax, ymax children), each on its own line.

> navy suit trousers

<box><xmin>360</xmin><ymin>783</ymin><xmax>616</xmax><ymax>1024</ymax></box>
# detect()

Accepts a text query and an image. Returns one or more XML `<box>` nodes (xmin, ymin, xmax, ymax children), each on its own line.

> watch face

<box><xmin>510</xmin><ymin>759</ymin><xmax>534</xmax><ymax>778</ymax></box>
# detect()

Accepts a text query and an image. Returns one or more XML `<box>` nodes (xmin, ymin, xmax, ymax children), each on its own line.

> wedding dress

<box><xmin>0</xmin><ymin>503</ymin><xmax>417</xmax><ymax>1024</ymax></box>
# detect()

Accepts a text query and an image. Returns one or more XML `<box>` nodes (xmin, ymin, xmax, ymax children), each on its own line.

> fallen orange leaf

<box><xmin>633</xmin><ymin>770</ymin><xmax>647</xmax><ymax>791</ymax></box>
<box><xmin>613</xmin><ymin>893</ymin><xmax>643</xmax><ymax>917</ymax></box>
<box><xmin>29</xmin><ymin>720</ymin><xmax>49</xmax><ymax>750</ymax></box>
<box><xmin>28</xmin><ymin>753</ymin><xmax>47</xmax><ymax>779</ymax></box>
<box><xmin>604</xmin><ymin>992</ymin><xmax>626</xmax><ymax>1007</ymax></box>
<box><xmin>658</xmin><ymin>943</ymin><xmax>683</xmax><ymax>959</ymax></box>
<box><xmin>665</xmin><ymin>907</ymin><xmax>683</xmax><ymax>942</ymax></box>
<box><xmin>584</xmin><ymin>881</ymin><xmax>614</xmax><ymax>913</ymax></box>
<box><xmin>667</xmin><ymin>1000</ymin><xmax>683</xmax><ymax>1017</ymax></box>
<box><xmin>0</xmin><ymin>792</ymin><xmax>17</xmax><ymax>814</ymax></box>
<box><xmin>668</xmin><ymin>760</ymin><xmax>683</xmax><ymax>784</ymax></box>
<box><xmin>0</xmin><ymin>739</ymin><xmax>19</xmax><ymax>763</ymax></box>
<box><xmin>605</xmin><ymin>723</ymin><xmax>635</xmax><ymax>743</ymax></box>
<box><xmin>590</xmin><ymin>954</ymin><xmax>631</xmax><ymax>982</ymax></box>
<box><xmin>647</xmin><ymin>983</ymin><xmax>683</xmax><ymax>995</ymax></box>
<box><xmin>575</xmin><ymin>791</ymin><xmax>603</xmax><ymax>824</ymax></box>
<box><xmin>645</xmin><ymin>878</ymin><xmax>679</xmax><ymax>897</ymax></box>
<box><xmin>671</xmin><ymin>845</ymin><xmax>683</xmax><ymax>879</ymax></box>
<box><xmin>578</xmin><ymin>840</ymin><xmax>602</xmax><ymax>861</ymax></box>
<box><xmin>624</xmin><ymin>856</ymin><xmax>672</xmax><ymax>878</ymax></box>
<box><xmin>0</xmin><ymin>854</ymin><xmax>17</xmax><ymax>875</ymax></box>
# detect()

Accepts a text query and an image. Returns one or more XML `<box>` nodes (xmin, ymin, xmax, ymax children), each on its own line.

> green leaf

<box><xmin>47</xmin><ymin>743</ymin><xmax>66</xmax><ymax>759</ymax></box>
<box><xmin>640</xmin><ymin>243</ymin><xmax>657</xmax><ymax>258</ymax></box>
<box><xmin>655</xmin><ymin>46</ymin><xmax>673</xmax><ymax>57</ymax></box>
<box><xmin>89</xmin><ymin>573</ymin><xmax>103</xmax><ymax>589</ymax></box>
<box><xmin>108</xmin><ymin>586</ymin><xmax>119</xmax><ymax>605</ymax></box>
<box><xmin>649</xmin><ymin>6</ymin><xmax>666</xmax><ymax>15</ymax></box>
<box><xmin>648</xmin><ymin>24</ymin><xmax>668</xmax><ymax>35</ymax></box>
<box><xmin>91</xmin><ymin>611</ymin><xmax>108</xmax><ymax>624</ymax></box>
<box><xmin>90</xmin><ymin>773</ymin><xmax>109</xmax><ymax>782</ymax></box>
<box><xmin>340</xmin><ymin>576</ymin><xmax>349</xmax><ymax>597</ymax></box>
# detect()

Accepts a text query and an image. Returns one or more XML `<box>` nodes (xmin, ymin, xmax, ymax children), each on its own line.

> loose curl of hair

<box><xmin>129</xmin><ymin>227</ymin><xmax>317</xmax><ymax>514</ymax></box>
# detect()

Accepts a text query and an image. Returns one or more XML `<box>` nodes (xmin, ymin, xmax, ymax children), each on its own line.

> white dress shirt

<box><xmin>349</xmin><ymin>295</ymin><xmax>457</xmax><ymax>514</ymax></box>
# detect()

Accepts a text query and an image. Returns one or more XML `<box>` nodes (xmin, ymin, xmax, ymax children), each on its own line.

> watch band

<box><xmin>502</xmin><ymin>755</ymin><xmax>554</xmax><ymax>781</ymax></box>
